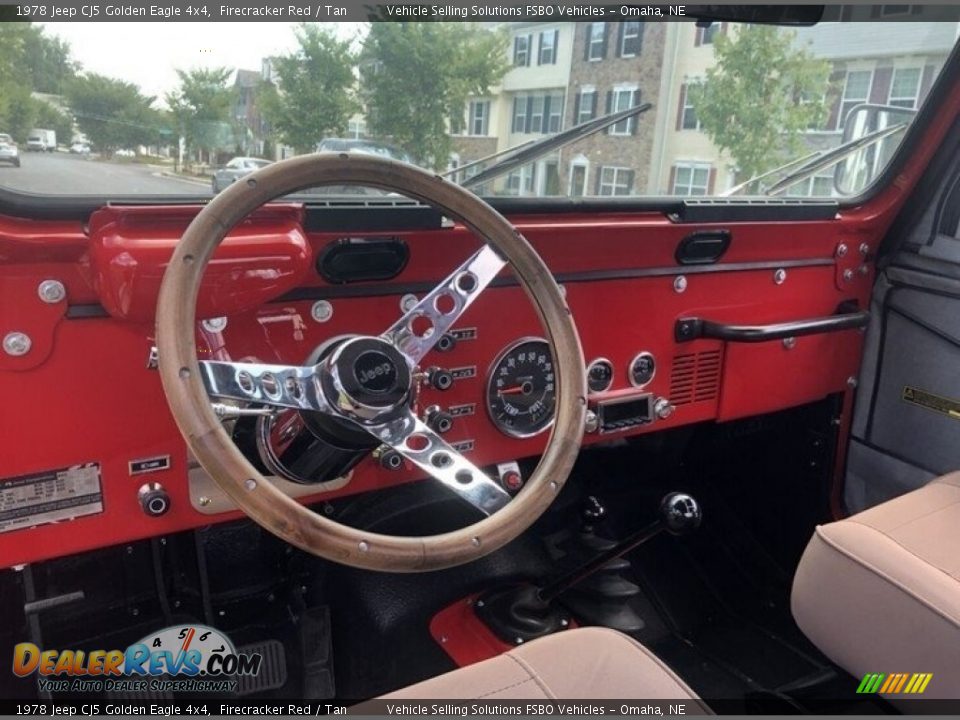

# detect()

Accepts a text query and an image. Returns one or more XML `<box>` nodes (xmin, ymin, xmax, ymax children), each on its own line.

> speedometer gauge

<box><xmin>486</xmin><ymin>338</ymin><xmax>556</xmax><ymax>438</ymax></box>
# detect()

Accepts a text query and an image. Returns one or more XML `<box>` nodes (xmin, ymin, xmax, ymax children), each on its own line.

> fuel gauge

<box><xmin>587</xmin><ymin>358</ymin><xmax>614</xmax><ymax>393</ymax></box>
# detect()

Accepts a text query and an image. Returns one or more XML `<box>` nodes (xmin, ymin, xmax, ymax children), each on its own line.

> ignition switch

<box><xmin>138</xmin><ymin>483</ymin><xmax>171</xmax><ymax>517</ymax></box>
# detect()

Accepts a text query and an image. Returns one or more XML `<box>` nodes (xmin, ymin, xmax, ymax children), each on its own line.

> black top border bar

<box><xmin>0</xmin><ymin>3</ymin><xmax>959</xmax><ymax>23</ymax></box>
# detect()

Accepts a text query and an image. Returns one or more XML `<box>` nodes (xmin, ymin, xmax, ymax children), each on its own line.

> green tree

<box><xmin>260</xmin><ymin>24</ymin><xmax>357</xmax><ymax>154</ymax></box>
<box><xmin>689</xmin><ymin>26</ymin><xmax>830</xmax><ymax>183</ymax></box>
<box><xmin>361</xmin><ymin>23</ymin><xmax>509</xmax><ymax>169</ymax></box>
<box><xmin>22</xmin><ymin>25</ymin><xmax>78</xmax><ymax>95</ymax></box>
<box><xmin>65</xmin><ymin>73</ymin><xmax>159</xmax><ymax>153</ymax></box>
<box><xmin>0</xmin><ymin>23</ymin><xmax>79</xmax><ymax>142</ymax></box>
<box><xmin>1</xmin><ymin>86</ymin><xmax>38</xmax><ymax>142</ymax></box>
<box><xmin>166</xmin><ymin>67</ymin><xmax>234</xmax><ymax>163</ymax></box>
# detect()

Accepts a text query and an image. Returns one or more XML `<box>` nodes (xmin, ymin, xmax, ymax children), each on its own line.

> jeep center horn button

<box><xmin>331</xmin><ymin>337</ymin><xmax>411</xmax><ymax>409</ymax></box>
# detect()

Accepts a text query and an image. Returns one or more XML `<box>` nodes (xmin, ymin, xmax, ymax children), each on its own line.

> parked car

<box><xmin>0</xmin><ymin>133</ymin><xmax>19</xmax><ymax>167</ymax></box>
<box><xmin>211</xmin><ymin>156</ymin><xmax>272</xmax><ymax>193</ymax></box>
<box><xmin>316</xmin><ymin>137</ymin><xmax>412</xmax><ymax>164</ymax></box>
<box><xmin>114</xmin><ymin>148</ymin><xmax>135</xmax><ymax>158</ymax></box>
<box><xmin>69</xmin><ymin>142</ymin><xmax>90</xmax><ymax>155</ymax></box>
<box><xmin>25</xmin><ymin>128</ymin><xmax>55</xmax><ymax>152</ymax></box>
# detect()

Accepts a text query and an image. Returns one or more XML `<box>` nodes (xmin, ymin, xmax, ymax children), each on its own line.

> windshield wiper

<box><xmin>719</xmin><ymin>151</ymin><xmax>821</xmax><ymax>197</ymax></box>
<box><xmin>459</xmin><ymin>103</ymin><xmax>653</xmax><ymax>190</ymax></box>
<box><xmin>721</xmin><ymin>122</ymin><xmax>910</xmax><ymax>197</ymax></box>
<box><xmin>763</xmin><ymin>122</ymin><xmax>910</xmax><ymax>196</ymax></box>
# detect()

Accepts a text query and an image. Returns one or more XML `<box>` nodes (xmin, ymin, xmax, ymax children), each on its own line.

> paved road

<box><xmin>0</xmin><ymin>152</ymin><xmax>211</xmax><ymax>196</ymax></box>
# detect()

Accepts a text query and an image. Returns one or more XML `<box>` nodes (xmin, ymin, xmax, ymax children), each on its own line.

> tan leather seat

<box><xmin>792</xmin><ymin>472</ymin><xmax>960</xmax><ymax>698</ymax></box>
<box><xmin>382</xmin><ymin>627</ymin><xmax>702</xmax><ymax>702</ymax></box>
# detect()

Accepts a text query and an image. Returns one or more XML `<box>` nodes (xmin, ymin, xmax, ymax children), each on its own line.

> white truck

<box><xmin>26</xmin><ymin>129</ymin><xmax>56</xmax><ymax>152</ymax></box>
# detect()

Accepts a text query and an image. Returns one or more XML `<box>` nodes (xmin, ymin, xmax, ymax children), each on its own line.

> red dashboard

<box><xmin>0</xmin><ymin>203</ymin><xmax>878</xmax><ymax>569</ymax></box>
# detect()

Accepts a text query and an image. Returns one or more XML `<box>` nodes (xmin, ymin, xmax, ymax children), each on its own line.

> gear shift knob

<box><xmin>659</xmin><ymin>492</ymin><xmax>702</xmax><ymax>535</ymax></box>
<box><xmin>580</xmin><ymin>495</ymin><xmax>606</xmax><ymax>527</ymax></box>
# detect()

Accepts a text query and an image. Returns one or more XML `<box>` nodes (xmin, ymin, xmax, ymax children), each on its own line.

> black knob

<box><xmin>435</xmin><ymin>333</ymin><xmax>457</xmax><ymax>352</ymax></box>
<box><xmin>659</xmin><ymin>492</ymin><xmax>702</xmax><ymax>535</ymax></box>
<box><xmin>378</xmin><ymin>449</ymin><xmax>404</xmax><ymax>471</ymax></box>
<box><xmin>138</xmin><ymin>483</ymin><xmax>170</xmax><ymax>517</ymax></box>
<box><xmin>580</xmin><ymin>495</ymin><xmax>606</xmax><ymax>528</ymax></box>
<box><xmin>425</xmin><ymin>407</ymin><xmax>454</xmax><ymax>434</ymax></box>
<box><xmin>427</xmin><ymin>367</ymin><xmax>454</xmax><ymax>391</ymax></box>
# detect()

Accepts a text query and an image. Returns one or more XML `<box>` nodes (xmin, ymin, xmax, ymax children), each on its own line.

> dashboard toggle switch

<box><xmin>426</xmin><ymin>366</ymin><xmax>454</xmax><ymax>391</ymax></box>
<box><xmin>424</xmin><ymin>406</ymin><xmax>454</xmax><ymax>434</ymax></box>
<box><xmin>376</xmin><ymin>446</ymin><xmax>404</xmax><ymax>471</ymax></box>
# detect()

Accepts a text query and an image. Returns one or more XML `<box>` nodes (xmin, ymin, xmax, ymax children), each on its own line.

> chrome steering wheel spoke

<box><xmin>199</xmin><ymin>360</ymin><xmax>329</xmax><ymax>412</ymax></box>
<box><xmin>381</xmin><ymin>245</ymin><xmax>506</xmax><ymax>365</ymax></box>
<box><xmin>369</xmin><ymin>412</ymin><xmax>512</xmax><ymax>516</ymax></box>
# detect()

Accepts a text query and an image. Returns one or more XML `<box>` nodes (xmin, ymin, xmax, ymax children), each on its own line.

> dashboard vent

<box><xmin>670</xmin><ymin>350</ymin><xmax>722</xmax><ymax>406</ymax></box>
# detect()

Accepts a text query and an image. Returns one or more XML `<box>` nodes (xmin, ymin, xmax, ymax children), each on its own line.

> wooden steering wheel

<box><xmin>156</xmin><ymin>154</ymin><xmax>586</xmax><ymax>571</ymax></box>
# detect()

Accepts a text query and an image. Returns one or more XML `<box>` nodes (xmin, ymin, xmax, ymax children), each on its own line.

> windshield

<box><xmin>0</xmin><ymin>17</ymin><xmax>954</xmax><ymax>200</ymax></box>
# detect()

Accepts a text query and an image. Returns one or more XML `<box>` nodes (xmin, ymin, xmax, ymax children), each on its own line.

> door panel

<box><xmin>846</xmin><ymin>256</ymin><xmax>960</xmax><ymax>513</ymax></box>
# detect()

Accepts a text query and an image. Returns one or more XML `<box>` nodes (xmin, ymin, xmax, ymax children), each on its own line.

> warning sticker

<box><xmin>902</xmin><ymin>386</ymin><xmax>960</xmax><ymax>421</ymax></box>
<box><xmin>0</xmin><ymin>463</ymin><xmax>103</xmax><ymax>534</ymax></box>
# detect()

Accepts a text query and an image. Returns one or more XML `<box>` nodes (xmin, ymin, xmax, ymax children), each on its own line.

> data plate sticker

<box><xmin>0</xmin><ymin>463</ymin><xmax>103</xmax><ymax>534</ymax></box>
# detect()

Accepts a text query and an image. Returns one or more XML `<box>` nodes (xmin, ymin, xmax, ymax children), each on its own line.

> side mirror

<box><xmin>834</xmin><ymin>103</ymin><xmax>916</xmax><ymax>195</ymax></box>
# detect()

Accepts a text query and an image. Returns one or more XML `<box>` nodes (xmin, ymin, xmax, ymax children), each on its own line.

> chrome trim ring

<box><xmin>586</xmin><ymin>357</ymin><xmax>614</xmax><ymax>393</ymax></box>
<box><xmin>628</xmin><ymin>351</ymin><xmax>656</xmax><ymax>389</ymax></box>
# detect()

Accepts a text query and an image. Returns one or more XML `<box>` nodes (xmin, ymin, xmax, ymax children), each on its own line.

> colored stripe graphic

<box><xmin>858</xmin><ymin>672</ymin><xmax>932</xmax><ymax>694</ymax></box>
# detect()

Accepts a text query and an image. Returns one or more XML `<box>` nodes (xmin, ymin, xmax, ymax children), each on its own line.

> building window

<box><xmin>546</xmin><ymin>92</ymin><xmax>563</xmax><ymax>132</ymax></box>
<box><xmin>672</xmin><ymin>163</ymin><xmax>712</xmax><ymax>196</ymax></box>
<box><xmin>678</xmin><ymin>83</ymin><xmax>700</xmax><ymax>130</ymax></box>
<box><xmin>513</xmin><ymin>93</ymin><xmax>564</xmax><ymax>135</ymax></box>
<box><xmin>696</xmin><ymin>23</ymin><xmax>723</xmax><ymax>46</ymax></box>
<box><xmin>512</xmin><ymin>96</ymin><xmax>526</xmax><ymax>133</ymax></box>
<box><xmin>619</xmin><ymin>22</ymin><xmax>643</xmax><ymax>57</ymax></box>
<box><xmin>538</xmin><ymin>30</ymin><xmax>558</xmax><ymax>65</ymax></box>
<box><xmin>888</xmin><ymin>67</ymin><xmax>922</xmax><ymax>108</ymax></box>
<box><xmin>597</xmin><ymin>166</ymin><xmax>635</xmax><ymax>196</ymax></box>
<box><xmin>786</xmin><ymin>173</ymin><xmax>834</xmax><ymax>197</ymax></box>
<box><xmin>541</xmin><ymin>160</ymin><xmax>561</xmax><ymax>195</ymax></box>
<box><xmin>506</xmin><ymin>164</ymin><xmax>536</xmax><ymax>196</ymax></box>
<box><xmin>575</xmin><ymin>88</ymin><xmax>596</xmax><ymax>125</ymax></box>
<box><xmin>513</xmin><ymin>34</ymin><xmax>532</xmax><ymax>67</ymax></box>
<box><xmin>587</xmin><ymin>23</ymin><xmax>606</xmax><ymax>61</ymax></box>
<box><xmin>530</xmin><ymin>95</ymin><xmax>545</xmax><ymax>134</ymax></box>
<box><xmin>608</xmin><ymin>87</ymin><xmax>640</xmax><ymax>135</ymax></box>
<box><xmin>569</xmin><ymin>160</ymin><xmax>588</xmax><ymax>197</ymax></box>
<box><xmin>468</xmin><ymin>100</ymin><xmax>490</xmax><ymax>136</ymax></box>
<box><xmin>839</xmin><ymin>70</ymin><xmax>872</xmax><ymax>129</ymax></box>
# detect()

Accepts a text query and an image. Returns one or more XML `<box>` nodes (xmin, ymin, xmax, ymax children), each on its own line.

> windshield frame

<box><xmin>0</xmin><ymin>37</ymin><xmax>957</xmax><ymax>222</ymax></box>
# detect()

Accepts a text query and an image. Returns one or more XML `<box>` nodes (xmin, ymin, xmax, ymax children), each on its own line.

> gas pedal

<box><xmin>235</xmin><ymin>639</ymin><xmax>287</xmax><ymax>696</ymax></box>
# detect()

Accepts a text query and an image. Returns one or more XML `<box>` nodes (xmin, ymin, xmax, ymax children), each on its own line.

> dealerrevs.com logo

<box><xmin>12</xmin><ymin>625</ymin><xmax>261</xmax><ymax>694</ymax></box>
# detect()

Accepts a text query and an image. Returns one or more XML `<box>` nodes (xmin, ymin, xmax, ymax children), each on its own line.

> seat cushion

<box><xmin>792</xmin><ymin>472</ymin><xmax>960</xmax><ymax>698</ymax></box>
<box><xmin>381</xmin><ymin>627</ymin><xmax>702</xmax><ymax>702</ymax></box>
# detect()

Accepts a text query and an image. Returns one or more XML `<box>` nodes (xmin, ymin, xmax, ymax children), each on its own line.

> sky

<box><xmin>40</xmin><ymin>22</ymin><xmax>365</xmax><ymax>102</ymax></box>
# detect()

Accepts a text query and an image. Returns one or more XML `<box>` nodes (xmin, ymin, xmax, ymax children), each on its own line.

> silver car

<box><xmin>211</xmin><ymin>157</ymin><xmax>272</xmax><ymax>193</ymax></box>
<box><xmin>0</xmin><ymin>134</ymin><xmax>20</xmax><ymax>167</ymax></box>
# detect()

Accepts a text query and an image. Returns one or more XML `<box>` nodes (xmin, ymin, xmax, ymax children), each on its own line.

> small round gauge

<box><xmin>487</xmin><ymin>338</ymin><xmax>556</xmax><ymax>438</ymax></box>
<box><xmin>629</xmin><ymin>351</ymin><xmax>656</xmax><ymax>387</ymax></box>
<box><xmin>587</xmin><ymin>358</ymin><xmax>614</xmax><ymax>393</ymax></box>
